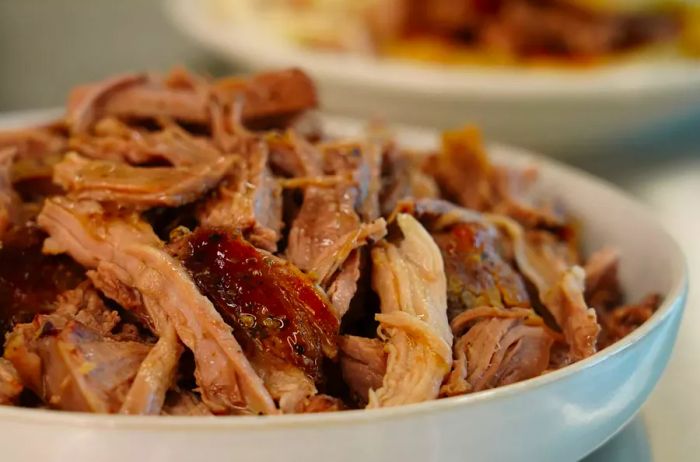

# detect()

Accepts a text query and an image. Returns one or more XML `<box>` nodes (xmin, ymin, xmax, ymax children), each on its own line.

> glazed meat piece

<box><xmin>37</xmin><ymin>198</ymin><xmax>276</xmax><ymax>415</ymax></box>
<box><xmin>433</xmin><ymin>222</ymin><xmax>531</xmax><ymax>319</ymax></box>
<box><xmin>0</xmin><ymin>358</ymin><xmax>22</xmax><ymax>405</ymax></box>
<box><xmin>67</xmin><ymin>69</ymin><xmax>318</xmax><ymax>133</ymax></box>
<box><xmin>198</xmin><ymin>140</ymin><xmax>283</xmax><ymax>252</ymax></box>
<box><xmin>0</xmin><ymin>226</ymin><xmax>84</xmax><ymax>340</ymax></box>
<box><xmin>367</xmin><ymin>214</ymin><xmax>452</xmax><ymax>408</ymax></box>
<box><xmin>179</xmin><ymin>229</ymin><xmax>339</xmax><ymax>411</ymax></box>
<box><xmin>54</xmin><ymin>152</ymin><xmax>234</xmax><ymax>209</ymax></box>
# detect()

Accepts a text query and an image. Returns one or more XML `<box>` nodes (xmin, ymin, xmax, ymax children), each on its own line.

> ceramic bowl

<box><xmin>166</xmin><ymin>0</ymin><xmax>700</xmax><ymax>154</ymax></box>
<box><xmin>0</xmin><ymin>113</ymin><xmax>688</xmax><ymax>461</ymax></box>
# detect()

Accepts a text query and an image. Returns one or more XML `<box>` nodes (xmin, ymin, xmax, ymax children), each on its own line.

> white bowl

<box><xmin>166</xmin><ymin>0</ymin><xmax>700</xmax><ymax>154</ymax></box>
<box><xmin>0</xmin><ymin>113</ymin><xmax>688</xmax><ymax>462</ymax></box>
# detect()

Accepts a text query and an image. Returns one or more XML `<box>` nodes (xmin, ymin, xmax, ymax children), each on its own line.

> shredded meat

<box><xmin>3</xmin><ymin>287</ymin><xmax>151</xmax><ymax>414</ymax></box>
<box><xmin>198</xmin><ymin>141</ymin><xmax>283</xmax><ymax>252</ymax></box>
<box><xmin>37</xmin><ymin>198</ymin><xmax>276</xmax><ymax>415</ymax></box>
<box><xmin>179</xmin><ymin>229</ymin><xmax>339</xmax><ymax>412</ymax></box>
<box><xmin>54</xmin><ymin>152</ymin><xmax>234</xmax><ymax>209</ymax></box>
<box><xmin>0</xmin><ymin>67</ymin><xmax>659</xmax><ymax>415</ymax></box>
<box><xmin>491</xmin><ymin>215</ymin><xmax>600</xmax><ymax>361</ymax></box>
<box><xmin>286</xmin><ymin>139</ymin><xmax>387</xmax><ymax>317</ymax></box>
<box><xmin>70</xmin><ymin>118</ymin><xmax>222</xmax><ymax>166</ymax></box>
<box><xmin>367</xmin><ymin>214</ymin><xmax>452</xmax><ymax>408</ymax></box>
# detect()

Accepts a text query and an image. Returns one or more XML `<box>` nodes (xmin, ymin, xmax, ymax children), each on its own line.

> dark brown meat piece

<box><xmin>180</xmin><ymin>228</ymin><xmax>339</xmax><ymax>380</ymax></box>
<box><xmin>180</xmin><ymin>229</ymin><xmax>340</xmax><ymax>412</ymax></box>
<box><xmin>0</xmin><ymin>226</ymin><xmax>84</xmax><ymax>342</ymax></box>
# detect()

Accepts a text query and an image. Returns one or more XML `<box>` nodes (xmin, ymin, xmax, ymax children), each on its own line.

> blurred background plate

<box><xmin>166</xmin><ymin>0</ymin><xmax>700</xmax><ymax>154</ymax></box>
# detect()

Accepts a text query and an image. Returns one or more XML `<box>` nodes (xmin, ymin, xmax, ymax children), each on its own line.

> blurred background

<box><xmin>0</xmin><ymin>1</ymin><xmax>698</xmax><ymax>461</ymax></box>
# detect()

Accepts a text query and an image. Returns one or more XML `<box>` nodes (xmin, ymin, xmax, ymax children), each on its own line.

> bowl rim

<box><xmin>0</xmin><ymin>112</ymin><xmax>689</xmax><ymax>430</ymax></box>
<box><xmin>167</xmin><ymin>0</ymin><xmax>700</xmax><ymax>100</ymax></box>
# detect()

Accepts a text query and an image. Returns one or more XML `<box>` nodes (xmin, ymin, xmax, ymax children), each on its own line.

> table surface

<box><xmin>0</xmin><ymin>1</ymin><xmax>698</xmax><ymax>460</ymax></box>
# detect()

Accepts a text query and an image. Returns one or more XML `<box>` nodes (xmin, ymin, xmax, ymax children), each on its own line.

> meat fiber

<box><xmin>54</xmin><ymin>152</ymin><xmax>234</xmax><ymax>209</ymax></box>
<box><xmin>37</xmin><ymin>198</ymin><xmax>276</xmax><ymax>415</ymax></box>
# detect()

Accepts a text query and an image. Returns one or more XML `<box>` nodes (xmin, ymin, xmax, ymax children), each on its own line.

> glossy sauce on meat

<box><xmin>0</xmin><ymin>228</ymin><xmax>84</xmax><ymax>341</ymax></box>
<box><xmin>181</xmin><ymin>229</ymin><xmax>339</xmax><ymax>380</ymax></box>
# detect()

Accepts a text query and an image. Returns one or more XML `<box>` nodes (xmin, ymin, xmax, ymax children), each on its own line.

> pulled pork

<box><xmin>0</xmin><ymin>68</ymin><xmax>659</xmax><ymax>416</ymax></box>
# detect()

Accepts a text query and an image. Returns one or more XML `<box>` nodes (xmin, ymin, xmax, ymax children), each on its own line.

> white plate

<box><xmin>0</xmin><ymin>112</ymin><xmax>688</xmax><ymax>462</ymax></box>
<box><xmin>166</xmin><ymin>0</ymin><xmax>700</xmax><ymax>153</ymax></box>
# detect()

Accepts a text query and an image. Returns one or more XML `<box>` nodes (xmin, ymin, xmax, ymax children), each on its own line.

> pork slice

<box><xmin>0</xmin><ymin>358</ymin><xmax>22</xmax><ymax>405</ymax></box>
<box><xmin>54</xmin><ymin>152</ymin><xmax>234</xmax><ymax>208</ymax></box>
<box><xmin>338</xmin><ymin>335</ymin><xmax>387</xmax><ymax>404</ymax></box>
<box><xmin>37</xmin><ymin>198</ymin><xmax>276</xmax><ymax>414</ymax></box>
<box><xmin>428</xmin><ymin>126</ymin><xmax>566</xmax><ymax>228</ymax></box>
<box><xmin>198</xmin><ymin>141</ymin><xmax>282</xmax><ymax>252</ymax></box>
<box><xmin>68</xmin><ymin>69</ymin><xmax>317</xmax><ymax>130</ymax></box>
<box><xmin>367</xmin><ymin>214</ymin><xmax>452</xmax><ymax>408</ymax></box>
<box><xmin>326</xmin><ymin>250</ymin><xmax>362</xmax><ymax>319</ymax></box>
<box><xmin>491</xmin><ymin>215</ymin><xmax>600</xmax><ymax>360</ymax></box>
